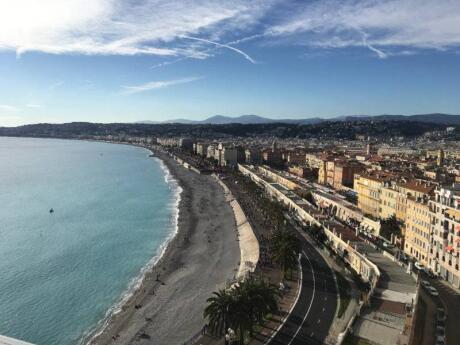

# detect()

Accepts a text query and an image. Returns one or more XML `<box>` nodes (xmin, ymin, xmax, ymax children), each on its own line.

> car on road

<box><xmin>414</xmin><ymin>262</ymin><xmax>424</xmax><ymax>271</ymax></box>
<box><xmin>436</xmin><ymin>335</ymin><xmax>446</xmax><ymax>344</ymax></box>
<box><xmin>428</xmin><ymin>286</ymin><xmax>439</xmax><ymax>296</ymax></box>
<box><xmin>437</xmin><ymin>308</ymin><xmax>446</xmax><ymax>321</ymax></box>
<box><xmin>421</xmin><ymin>280</ymin><xmax>431</xmax><ymax>289</ymax></box>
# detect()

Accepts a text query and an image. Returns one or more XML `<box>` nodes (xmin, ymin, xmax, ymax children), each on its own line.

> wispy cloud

<box><xmin>121</xmin><ymin>77</ymin><xmax>202</xmax><ymax>95</ymax></box>
<box><xmin>0</xmin><ymin>0</ymin><xmax>458</xmax><ymax>62</ymax></box>
<box><xmin>0</xmin><ymin>104</ymin><xmax>19</xmax><ymax>112</ymax></box>
<box><xmin>181</xmin><ymin>36</ymin><xmax>256</xmax><ymax>63</ymax></box>
<box><xmin>0</xmin><ymin>0</ymin><xmax>270</xmax><ymax>62</ymax></box>
<box><xmin>25</xmin><ymin>104</ymin><xmax>43</xmax><ymax>108</ymax></box>
<box><xmin>268</xmin><ymin>0</ymin><xmax>460</xmax><ymax>57</ymax></box>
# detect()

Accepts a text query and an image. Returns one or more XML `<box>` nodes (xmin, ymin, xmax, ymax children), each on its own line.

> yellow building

<box><xmin>380</xmin><ymin>184</ymin><xmax>398</xmax><ymax>220</ymax></box>
<box><xmin>396</xmin><ymin>180</ymin><xmax>436</xmax><ymax>223</ymax></box>
<box><xmin>404</xmin><ymin>197</ymin><xmax>431</xmax><ymax>266</ymax></box>
<box><xmin>318</xmin><ymin>159</ymin><xmax>327</xmax><ymax>185</ymax></box>
<box><xmin>354</xmin><ymin>173</ymin><xmax>392</xmax><ymax>218</ymax></box>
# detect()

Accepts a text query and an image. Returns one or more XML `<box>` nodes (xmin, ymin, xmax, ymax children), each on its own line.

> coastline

<box><xmin>80</xmin><ymin>146</ymin><xmax>183</xmax><ymax>345</ymax></box>
<box><xmin>84</xmin><ymin>144</ymin><xmax>241</xmax><ymax>345</ymax></box>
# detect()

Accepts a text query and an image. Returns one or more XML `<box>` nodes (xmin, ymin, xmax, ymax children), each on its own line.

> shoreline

<box><xmin>80</xmin><ymin>146</ymin><xmax>183</xmax><ymax>345</ymax></box>
<box><xmin>84</xmin><ymin>143</ymin><xmax>241</xmax><ymax>345</ymax></box>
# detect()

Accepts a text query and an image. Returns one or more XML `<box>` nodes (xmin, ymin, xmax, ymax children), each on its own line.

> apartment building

<box><xmin>305</xmin><ymin>153</ymin><xmax>323</xmax><ymax>169</ymax></box>
<box><xmin>396</xmin><ymin>180</ymin><xmax>436</xmax><ymax>223</ymax></box>
<box><xmin>245</xmin><ymin>148</ymin><xmax>261</xmax><ymax>165</ymax></box>
<box><xmin>262</xmin><ymin>142</ymin><xmax>283</xmax><ymax>167</ymax></box>
<box><xmin>195</xmin><ymin>143</ymin><xmax>208</xmax><ymax>157</ymax></box>
<box><xmin>354</xmin><ymin>173</ymin><xmax>392</xmax><ymax>218</ymax></box>
<box><xmin>404</xmin><ymin>196</ymin><xmax>431</xmax><ymax>266</ymax></box>
<box><xmin>286</xmin><ymin>151</ymin><xmax>306</xmax><ymax>165</ymax></box>
<box><xmin>206</xmin><ymin>144</ymin><xmax>216</xmax><ymax>160</ymax></box>
<box><xmin>429</xmin><ymin>184</ymin><xmax>460</xmax><ymax>288</ymax></box>
<box><xmin>380</xmin><ymin>183</ymin><xmax>398</xmax><ymax>219</ymax></box>
<box><xmin>320</xmin><ymin>160</ymin><xmax>362</xmax><ymax>190</ymax></box>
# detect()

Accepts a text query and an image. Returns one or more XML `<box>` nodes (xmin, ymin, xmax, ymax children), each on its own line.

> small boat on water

<box><xmin>49</xmin><ymin>208</ymin><xmax>54</xmax><ymax>213</ymax></box>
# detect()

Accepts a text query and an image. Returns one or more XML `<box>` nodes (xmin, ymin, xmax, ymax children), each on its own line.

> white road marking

<box><xmin>287</xmin><ymin>251</ymin><xmax>316</xmax><ymax>345</ymax></box>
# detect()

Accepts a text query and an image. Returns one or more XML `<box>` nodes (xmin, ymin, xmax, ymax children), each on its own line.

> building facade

<box><xmin>429</xmin><ymin>185</ymin><xmax>460</xmax><ymax>288</ymax></box>
<box><xmin>404</xmin><ymin>197</ymin><xmax>431</xmax><ymax>266</ymax></box>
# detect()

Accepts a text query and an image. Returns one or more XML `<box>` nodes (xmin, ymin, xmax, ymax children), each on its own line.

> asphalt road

<box><xmin>421</xmin><ymin>272</ymin><xmax>460</xmax><ymax>345</ymax></box>
<box><xmin>268</xmin><ymin>229</ymin><xmax>338</xmax><ymax>345</ymax></box>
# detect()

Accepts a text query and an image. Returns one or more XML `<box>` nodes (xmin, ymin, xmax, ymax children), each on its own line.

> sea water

<box><xmin>0</xmin><ymin>137</ymin><xmax>180</xmax><ymax>345</ymax></box>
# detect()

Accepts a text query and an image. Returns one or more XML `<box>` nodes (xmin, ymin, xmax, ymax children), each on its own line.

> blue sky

<box><xmin>0</xmin><ymin>0</ymin><xmax>460</xmax><ymax>126</ymax></box>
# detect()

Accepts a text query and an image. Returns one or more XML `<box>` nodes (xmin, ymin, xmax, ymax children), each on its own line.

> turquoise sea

<box><xmin>0</xmin><ymin>137</ymin><xmax>180</xmax><ymax>345</ymax></box>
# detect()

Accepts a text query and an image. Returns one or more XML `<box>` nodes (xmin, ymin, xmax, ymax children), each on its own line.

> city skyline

<box><xmin>1</xmin><ymin>0</ymin><xmax>460</xmax><ymax>126</ymax></box>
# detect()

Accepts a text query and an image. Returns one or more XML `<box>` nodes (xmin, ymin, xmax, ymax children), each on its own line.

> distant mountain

<box><xmin>136</xmin><ymin>114</ymin><xmax>326</xmax><ymax>125</ymax></box>
<box><xmin>341</xmin><ymin>113</ymin><xmax>460</xmax><ymax>125</ymax></box>
<box><xmin>136</xmin><ymin>113</ymin><xmax>460</xmax><ymax>125</ymax></box>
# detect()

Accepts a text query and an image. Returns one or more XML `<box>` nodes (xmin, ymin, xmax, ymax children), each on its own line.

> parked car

<box><xmin>428</xmin><ymin>286</ymin><xmax>439</xmax><ymax>296</ymax></box>
<box><xmin>437</xmin><ymin>308</ymin><xmax>446</xmax><ymax>321</ymax></box>
<box><xmin>414</xmin><ymin>262</ymin><xmax>424</xmax><ymax>271</ymax></box>
<box><xmin>421</xmin><ymin>280</ymin><xmax>431</xmax><ymax>289</ymax></box>
<box><xmin>436</xmin><ymin>335</ymin><xmax>446</xmax><ymax>344</ymax></box>
<box><xmin>424</xmin><ymin>269</ymin><xmax>437</xmax><ymax>278</ymax></box>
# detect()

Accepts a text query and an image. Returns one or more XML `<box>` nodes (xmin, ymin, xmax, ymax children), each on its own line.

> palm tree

<box><xmin>204</xmin><ymin>278</ymin><xmax>279</xmax><ymax>344</ymax></box>
<box><xmin>204</xmin><ymin>288</ymin><xmax>234</xmax><ymax>337</ymax></box>
<box><xmin>271</xmin><ymin>230</ymin><xmax>301</xmax><ymax>279</ymax></box>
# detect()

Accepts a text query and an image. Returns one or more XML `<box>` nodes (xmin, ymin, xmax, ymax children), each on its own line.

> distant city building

<box><xmin>179</xmin><ymin>138</ymin><xmax>194</xmax><ymax>151</ymax></box>
<box><xmin>262</xmin><ymin>141</ymin><xmax>283</xmax><ymax>167</ymax></box>
<box><xmin>245</xmin><ymin>148</ymin><xmax>261</xmax><ymax>165</ymax></box>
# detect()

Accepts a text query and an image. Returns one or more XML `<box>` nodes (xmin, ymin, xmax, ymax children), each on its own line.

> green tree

<box><xmin>204</xmin><ymin>288</ymin><xmax>234</xmax><ymax>337</ymax></box>
<box><xmin>204</xmin><ymin>278</ymin><xmax>279</xmax><ymax>344</ymax></box>
<box><xmin>271</xmin><ymin>230</ymin><xmax>301</xmax><ymax>279</ymax></box>
<box><xmin>380</xmin><ymin>215</ymin><xmax>402</xmax><ymax>241</ymax></box>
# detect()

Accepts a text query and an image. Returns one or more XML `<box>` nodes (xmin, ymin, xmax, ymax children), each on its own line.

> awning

<box><xmin>446</xmin><ymin>245</ymin><xmax>454</xmax><ymax>252</ymax></box>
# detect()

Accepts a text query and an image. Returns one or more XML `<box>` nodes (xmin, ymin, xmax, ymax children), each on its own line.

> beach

<box><xmin>86</xmin><ymin>147</ymin><xmax>240</xmax><ymax>345</ymax></box>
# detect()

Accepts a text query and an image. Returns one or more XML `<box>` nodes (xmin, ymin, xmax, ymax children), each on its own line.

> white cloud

<box><xmin>0</xmin><ymin>0</ymin><xmax>458</xmax><ymax>61</ymax></box>
<box><xmin>121</xmin><ymin>77</ymin><xmax>202</xmax><ymax>94</ymax></box>
<box><xmin>0</xmin><ymin>104</ymin><xmax>19</xmax><ymax>112</ymax></box>
<box><xmin>26</xmin><ymin>104</ymin><xmax>43</xmax><ymax>108</ymax></box>
<box><xmin>0</xmin><ymin>0</ymin><xmax>270</xmax><ymax>61</ymax></box>
<box><xmin>268</xmin><ymin>0</ymin><xmax>460</xmax><ymax>57</ymax></box>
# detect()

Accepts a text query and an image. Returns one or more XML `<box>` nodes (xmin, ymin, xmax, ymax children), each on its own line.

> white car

<box><xmin>436</xmin><ymin>335</ymin><xmax>446</xmax><ymax>343</ymax></box>
<box><xmin>428</xmin><ymin>286</ymin><xmax>439</xmax><ymax>296</ymax></box>
<box><xmin>436</xmin><ymin>325</ymin><xmax>445</xmax><ymax>336</ymax></box>
<box><xmin>414</xmin><ymin>262</ymin><xmax>424</xmax><ymax>270</ymax></box>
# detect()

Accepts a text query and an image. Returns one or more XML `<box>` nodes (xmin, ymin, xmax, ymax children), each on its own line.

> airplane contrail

<box><xmin>181</xmin><ymin>35</ymin><xmax>256</xmax><ymax>63</ymax></box>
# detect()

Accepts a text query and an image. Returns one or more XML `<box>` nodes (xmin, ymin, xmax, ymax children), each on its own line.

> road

<box><xmin>267</xmin><ymin>225</ymin><xmax>338</xmax><ymax>345</ymax></box>
<box><xmin>420</xmin><ymin>271</ymin><xmax>460</xmax><ymax>345</ymax></box>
